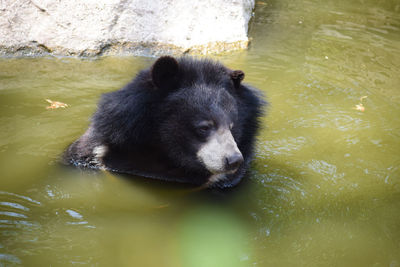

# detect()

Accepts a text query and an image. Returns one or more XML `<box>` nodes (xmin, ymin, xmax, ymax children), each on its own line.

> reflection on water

<box><xmin>0</xmin><ymin>179</ymin><xmax>102</xmax><ymax>266</ymax></box>
<box><xmin>0</xmin><ymin>191</ymin><xmax>40</xmax><ymax>265</ymax></box>
<box><xmin>1</xmin><ymin>0</ymin><xmax>400</xmax><ymax>266</ymax></box>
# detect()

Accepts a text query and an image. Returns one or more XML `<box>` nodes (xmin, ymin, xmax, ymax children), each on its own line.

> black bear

<box><xmin>64</xmin><ymin>56</ymin><xmax>264</xmax><ymax>188</ymax></box>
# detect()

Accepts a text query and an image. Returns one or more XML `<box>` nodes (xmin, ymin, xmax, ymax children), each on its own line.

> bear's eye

<box><xmin>197</xmin><ymin>125</ymin><xmax>211</xmax><ymax>134</ymax></box>
<box><xmin>195</xmin><ymin>121</ymin><xmax>214</xmax><ymax>136</ymax></box>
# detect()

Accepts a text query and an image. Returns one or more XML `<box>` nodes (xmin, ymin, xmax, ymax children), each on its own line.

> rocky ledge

<box><xmin>0</xmin><ymin>0</ymin><xmax>254</xmax><ymax>57</ymax></box>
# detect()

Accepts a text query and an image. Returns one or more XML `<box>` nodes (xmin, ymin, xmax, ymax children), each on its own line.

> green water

<box><xmin>1</xmin><ymin>0</ymin><xmax>400</xmax><ymax>266</ymax></box>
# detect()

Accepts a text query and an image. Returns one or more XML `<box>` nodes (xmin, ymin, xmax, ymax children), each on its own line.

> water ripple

<box><xmin>0</xmin><ymin>201</ymin><xmax>29</xmax><ymax>211</ymax></box>
<box><xmin>0</xmin><ymin>253</ymin><xmax>22</xmax><ymax>265</ymax></box>
<box><xmin>0</xmin><ymin>211</ymin><xmax>28</xmax><ymax>219</ymax></box>
<box><xmin>0</xmin><ymin>191</ymin><xmax>41</xmax><ymax>206</ymax></box>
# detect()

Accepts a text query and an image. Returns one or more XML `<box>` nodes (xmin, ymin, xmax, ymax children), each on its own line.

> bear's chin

<box><xmin>209</xmin><ymin>174</ymin><xmax>244</xmax><ymax>188</ymax></box>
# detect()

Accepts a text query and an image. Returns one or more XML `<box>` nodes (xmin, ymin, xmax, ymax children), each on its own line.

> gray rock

<box><xmin>0</xmin><ymin>0</ymin><xmax>254</xmax><ymax>57</ymax></box>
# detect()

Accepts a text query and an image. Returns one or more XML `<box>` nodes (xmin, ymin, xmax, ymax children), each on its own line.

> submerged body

<box><xmin>64</xmin><ymin>56</ymin><xmax>264</xmax><ymax>188</ymax></box>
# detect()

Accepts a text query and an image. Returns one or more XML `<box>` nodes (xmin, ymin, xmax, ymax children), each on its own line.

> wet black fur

<box><xmin>64</xmin><ymin>56</ymin><xmax>265</xmax><ymax>188</ymax></box>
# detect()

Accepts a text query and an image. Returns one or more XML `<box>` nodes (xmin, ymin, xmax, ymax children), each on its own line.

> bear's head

<box><xmin>151</xmin><ymin>56</ymin><xmax>247</xmax><ymax>185</ymax></box>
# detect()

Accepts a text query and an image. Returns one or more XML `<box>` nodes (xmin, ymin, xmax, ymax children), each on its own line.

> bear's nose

<box><xmin>225</xmin><ymin>153</ymin><xmax>244</xmax><ymax>172</ymax></box>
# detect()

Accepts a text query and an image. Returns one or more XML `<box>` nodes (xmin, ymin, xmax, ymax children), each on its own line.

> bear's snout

<box><xmin>196</xmin><ymin>127</ymin><xmax>243</xmax><ymax>174</ymax></box>
<box><xmin>225</xmin><ymin>152</ymin><xmax>244</xmax><ymax>172</ymax></box>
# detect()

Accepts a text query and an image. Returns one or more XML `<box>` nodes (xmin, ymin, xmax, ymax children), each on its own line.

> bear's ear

<box><xmin>230</xmin><ymin>70</ymin><xmax>245</xmax><ymax>88</ymax></box>
<box><xmin>151</xmin><ymin>56</ymin><xmax>180</xmax><ymax>90</ymax></box>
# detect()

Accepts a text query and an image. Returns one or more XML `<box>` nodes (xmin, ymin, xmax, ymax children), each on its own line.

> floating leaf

<box><xmin>353</xmin><ymin>96</ymin><xmax>368</xmax><ymax>112</ymax></box>
<box><xmin>353</xmin><ymin>103</ymin><xmax>365</xmax><ymax>112</ymax></box>
<box><xmin>45</xmin><ymin>99</ymin><xmax>68</xmax><ymax>109</ymax></box>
